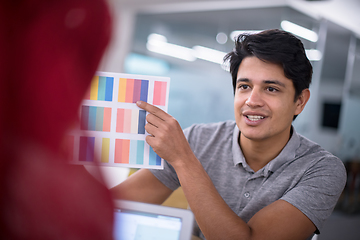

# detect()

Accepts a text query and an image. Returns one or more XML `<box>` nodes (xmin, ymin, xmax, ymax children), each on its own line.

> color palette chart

<box><xmin>116</xmin><ymin>109</ymin><xmax>146</xmax><ymax>134</ymax></box>
<box><xmin>80</xmin><ymin>106</ymin><xmax>111</xmax><ymax>132</ymax></box>
<box><xmin>85</xmin><ymin>76</ymin><xmax>114</xmax><ymax>101</ymax></box>
<box><xmin>118</xmin><ymin>78</ymin><xmax>149</xmax><ymax>103</ymax></box>
<box><xmin>68</xmin><ymin>72</ymin><xmax>170</xmax><ymax>169</ymax></box>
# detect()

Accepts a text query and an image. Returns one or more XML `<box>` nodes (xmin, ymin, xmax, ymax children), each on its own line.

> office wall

<box><xmin>338</xmin><ymin>96</ymin><xmax>360</xmax><ymax>161</ymax></box>
<box><xmin>293</xmin><ymin>79</ymin><xmax>344</xmax><ymax>154</ymax></box>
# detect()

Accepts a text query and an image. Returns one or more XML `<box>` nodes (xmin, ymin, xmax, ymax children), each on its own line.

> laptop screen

<box><xmin>113</xmin><ymin>200</ymin><xmax>194</xmax><ymax>240</ymax></box>
<box><xmin>113</xmin><ymin>209</ymin><xmax>182</xmax><ymax>240</ymax></box>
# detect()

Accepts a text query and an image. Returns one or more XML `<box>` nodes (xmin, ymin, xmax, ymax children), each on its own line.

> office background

<box><xmin>93</xmin><ymin>0</ymin><xmax>360</xmax><ymax>239</ymax></box>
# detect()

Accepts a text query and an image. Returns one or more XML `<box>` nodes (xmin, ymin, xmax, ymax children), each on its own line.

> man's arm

<box><xmin>137</xmin><ymin>100</ymin><xmax>316</xmax><ymax>240</ymax></box>
<box><xmin>110</xmin><ymin>169</ymin><xmax>173</xmax><ymax>204</ymax></box>
<box><xmin>180</xmin><ymin>158</ymin><xmax>316</xmax><ymax>239</ymax></box>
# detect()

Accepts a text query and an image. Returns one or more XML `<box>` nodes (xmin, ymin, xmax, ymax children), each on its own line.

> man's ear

<box><xmin>294</xmin><ymin>89</ymin><xmax>310</xmax><ymax>115</ymax></box>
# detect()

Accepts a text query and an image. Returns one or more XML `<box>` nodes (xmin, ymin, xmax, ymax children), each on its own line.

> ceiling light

<box><xmin>305</xmin><ymin>49</ymin><xmax>322</xmax><ymax>61</ymax></box>
<box><xmin>281</xmin><ymin>20</ymin><xmax>318</xmax><ymax>42</ymax></box>
<box><xmin>147</xmin><ymin>33</ymin><xmax>168</xmax><ymax>43</ymax></box>
<box><xmin>192</xmin><ymin>45</ymin><xmax>227</xmax><ymax>64</ymax></box>
<box><xmin>147</xmin><ymin>33</ymin><xmax>196</xmax><ymax>62</ymax></box>
<box><xmin>146</xmin><ymin>33</ymin><xmax>229</xmax><ymax>66</ymax></box>
<box><xmin>216</xmin><ymin>32</ymin><xmax>228</xmax><ymax>44</ymax></box>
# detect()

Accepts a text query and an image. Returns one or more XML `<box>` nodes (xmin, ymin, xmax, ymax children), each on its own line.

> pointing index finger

<box><xmin>136</xmin><ymin>101</ymin><xmax>167</xmax><ymax>120</ymax></box>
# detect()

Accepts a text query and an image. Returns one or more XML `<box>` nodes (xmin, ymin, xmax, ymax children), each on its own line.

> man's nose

<box><xmin>245</xmin><ymin>88</ymin><xmax>264</xmax><ymax>108</ymax></box>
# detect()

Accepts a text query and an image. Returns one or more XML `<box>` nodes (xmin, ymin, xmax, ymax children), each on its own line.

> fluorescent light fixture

<box><xmin>146</xmin><ymin>33</ymin><xmax>229</xmax><ymax>66</ymax></box>
<box><xmin>147</xmin><ymin>33</ymin><xmax>196</xmax><ymax>61</ymax></box>
<box><xmin>305</xmin><ymin>49</ymin><xmax>322</xmax><ymax>61</ymax></box>
<box><xmin>192</xmin><ymin>45</ymin><xmax>227</xmax><ymax>64</ymax></box>
<box><xmin>147</xmin><ymin>33</ymin><xmax>168</xmax><ymax>43</ymax></box>
<box><xmin>281</xmin><ymin>20</ymin><xmax>318</xmax><ymax>42</ymax></box>
<box><xmin>146</xmin><ymin>33</ymin><xmax>322</xmax><ymax>66</ymax></box>
<box><xmin>230</xmin><ymin>30</ymin><xmax>263</xmax><ymax>41</ymax></box>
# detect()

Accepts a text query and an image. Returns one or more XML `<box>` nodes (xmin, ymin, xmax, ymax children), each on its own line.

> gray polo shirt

<box><xmin>150</xmin><ymin>121</ymin><xmax>346</xmax><ymax>239</ymax></box>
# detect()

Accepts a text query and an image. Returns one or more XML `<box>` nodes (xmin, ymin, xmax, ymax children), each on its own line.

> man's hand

<box><xmin>136</xmin><ymin>101</ymin><xmax>195</xmax><ymax>168</ymax></box>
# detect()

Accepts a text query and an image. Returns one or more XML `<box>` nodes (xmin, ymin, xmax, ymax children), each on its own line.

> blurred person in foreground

<box><xmin>0</xmin><ymin>0</ymin><xmax>114</xmax><ymax>239</ymax></box>
<box><xmin>112</xmin><ymin>29</ymin><xmax>347</xmax><ymax>240</ymax></box>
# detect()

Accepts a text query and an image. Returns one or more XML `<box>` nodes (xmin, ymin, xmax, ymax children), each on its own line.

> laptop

<box><xmin>113</xmin><ymin>200</ymin><xmax>195</xmax><ymax>240</ymax></box>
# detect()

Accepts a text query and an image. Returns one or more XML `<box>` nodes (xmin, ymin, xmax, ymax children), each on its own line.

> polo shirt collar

<box><xmin>232</xmin><ymin>124</ymin><xmax>301</xmax><ymax>175</ymax></box>
<box><xmin>232</xmin><ymin>124</ymin><xmax>250</xmax><ymax>170</ymax></box>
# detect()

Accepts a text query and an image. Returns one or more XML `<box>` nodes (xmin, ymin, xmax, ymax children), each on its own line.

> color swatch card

<box><xmin>67</xmin><ymin>72</ymin><xmax>170</xmax><ymax>169</ymax></box>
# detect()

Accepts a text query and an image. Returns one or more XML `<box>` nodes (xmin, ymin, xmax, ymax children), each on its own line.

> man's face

<box><xmin>234</xmin><ymin>56</ymin><xmax>306</xmax><ymax>143</ymax></box>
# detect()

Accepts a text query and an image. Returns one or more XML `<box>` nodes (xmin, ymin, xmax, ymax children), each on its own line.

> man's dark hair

<box><xmin>224</xmin><ymin>29</ymin><xmax>313</xmax><ymax>101</ymax></box>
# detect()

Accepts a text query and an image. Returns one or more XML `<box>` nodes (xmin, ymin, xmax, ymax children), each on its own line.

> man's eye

<box><xmin>238</xmin><ymin>84</ymin><xmax>249</xmax><ymax>90</ymax></box>
<box><xmin>267</xmin><ymin>87</ymin><xmax>278</xmax><ymax>92</ymax></box>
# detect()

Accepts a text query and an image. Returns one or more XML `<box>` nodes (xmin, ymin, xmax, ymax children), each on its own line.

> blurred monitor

<box><xmin>322</xmin><ymin>102</ymin><xmax>341</xmax><ymax>129</ymax></box>
<box><xmin>113</xmin><ymin>200</ymin><xmax>194</xmax><ymax>240</ymax></box>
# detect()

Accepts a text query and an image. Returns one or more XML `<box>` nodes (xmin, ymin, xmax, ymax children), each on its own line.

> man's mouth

<box><xmin>246</xmin><ymin>115</ymin><xmax>265</xmax><ymax>121</ymax></box>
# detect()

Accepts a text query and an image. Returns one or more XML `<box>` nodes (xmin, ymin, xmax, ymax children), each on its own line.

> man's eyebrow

<box><xmin>236</xmin><ymin>78</ymin><xmax>286</xmax><ymax>88</ymax></box>
<box><xmin>264</xmin><ymin>80</ymin><xmax>286</xmax><ymax>88</ymax></box>
<box><xmin>236</xmin><ymin>78</ymin><xmax>250</xmax><ymax>84</ymax></box>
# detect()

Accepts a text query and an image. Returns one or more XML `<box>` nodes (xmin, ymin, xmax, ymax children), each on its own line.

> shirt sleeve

<box><xmin>281</xmin><ymin>155</ymin><xmax>346</xmax><ymax>233</ymax></box>
<box><xmin>149</xmin><ymin>160</ymin><xmax>180</xmax><ymax>191</ymax></box>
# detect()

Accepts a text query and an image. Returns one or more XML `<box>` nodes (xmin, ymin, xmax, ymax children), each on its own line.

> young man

<box><xmin>111</xmin><ymin>29</ymin><xmax>346</xmax><ymax>240</ymax></box>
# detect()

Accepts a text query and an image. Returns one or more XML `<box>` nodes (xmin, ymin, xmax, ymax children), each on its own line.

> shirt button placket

<box><xmin>239</xmin><ymin>176</ymin><xmax>253</xmax><ymax>209</ymax></box>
